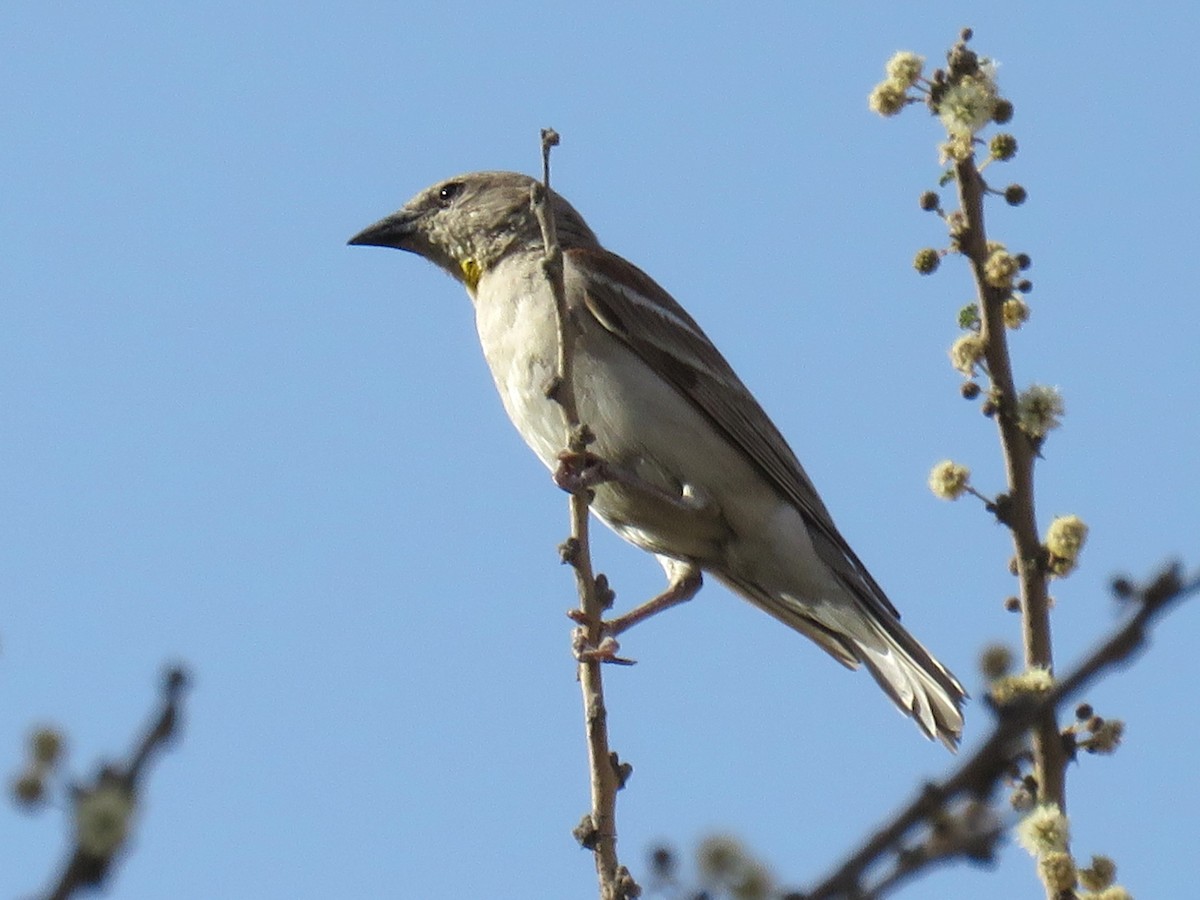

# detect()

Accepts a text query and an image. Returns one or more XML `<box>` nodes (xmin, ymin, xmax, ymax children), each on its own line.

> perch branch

<box><xmin>531</xmin><ymin>129</ymin><xmax>634</xmax><ymax>900</ymax></box>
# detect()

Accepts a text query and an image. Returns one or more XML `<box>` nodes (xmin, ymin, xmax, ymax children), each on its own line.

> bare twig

<box><xmin>531</xmin><ymin>128</ymin><xmax>634</xmax><ymax>900</ymax></box>
<box><xmin>39</xmin><ymin>665</ymin><xmax>190</xmax><ymax>900</ymax></box>
<box><xmin>802</xmin><ymin>564</ymin><xmax>1196</xmax><ymax>899</ymax></box>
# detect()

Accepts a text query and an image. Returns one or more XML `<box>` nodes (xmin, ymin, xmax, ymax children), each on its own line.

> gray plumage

<box><xmin>349</xmin><ymin>171</ymin><xmax>966</xmax><ymax>748</ymax></box>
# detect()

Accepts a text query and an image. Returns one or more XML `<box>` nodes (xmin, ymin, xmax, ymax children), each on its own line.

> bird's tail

<box><xmin>735</xmin><ymin>583</ymin><xmax>967</xmax><ymax>749</ymax></box>
<box><xmin>847</xmin><ymin>612</ymin><xmax>966</xmax><ymax>751</ymax></box>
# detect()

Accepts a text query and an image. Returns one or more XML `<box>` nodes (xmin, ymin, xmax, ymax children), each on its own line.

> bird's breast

<box><xmin>471</xmin><ymin>257</ymin><xmax>746</xmax><ymax>564</ymax></box>
<box><xmin>473</xmin><ymin>263</ymin><xmax>568</xmax><ymax>468</ymax></box>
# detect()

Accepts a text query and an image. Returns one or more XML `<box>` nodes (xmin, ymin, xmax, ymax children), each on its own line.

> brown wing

<box><xmin>565</xmin><ymin>246</ymin><xmax>901</xmax><ymax>621</ymax></box>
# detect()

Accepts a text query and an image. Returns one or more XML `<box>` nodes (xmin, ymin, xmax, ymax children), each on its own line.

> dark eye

<box><xmin>436</xmin><ymin>182</ymin><xmax>463</xmax><ymax>206</ymax></box>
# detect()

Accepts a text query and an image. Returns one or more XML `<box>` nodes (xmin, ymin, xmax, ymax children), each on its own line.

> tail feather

<box><xmin>716</xmin><ymin>574</ymin><xmax>967</xmax><ymax>749</ymax></box>
<box><xmin>852</xmin><ymin>621</ymin><xmax>966</xmax><ymax>750</ymax></box>
<box><xmin>781</xmin><ymin>591</ymin><xmax>967</xmax><ymax>750</ymax></box>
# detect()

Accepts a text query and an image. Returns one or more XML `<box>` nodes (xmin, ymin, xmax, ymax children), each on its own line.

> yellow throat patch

<box><xmin>459</xmin><ymin>258</ymin><xmax>482</xmax><ymax>292</ymax></box>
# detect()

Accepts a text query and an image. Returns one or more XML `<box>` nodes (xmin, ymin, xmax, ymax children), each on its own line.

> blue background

<box><xmin>3</xmin><ymin>4</ymin><xmax>1197</xmax><ymax>898</ymax></box>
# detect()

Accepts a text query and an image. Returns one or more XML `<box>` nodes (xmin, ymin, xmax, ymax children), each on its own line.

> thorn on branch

<box><xmin>610</xmin><ymin>752</ymin><xmax>633</xmax><ymax>789</ymax></box>
<box><xmin>614</xmin><ymin>866</ymin><xmax>642</xmax><ymax>899</ymax></box>
<box><xmin>559</xmin><ymin>537</ymin><xmax>581</xmax><ymax>565</ymax></box>
<box><xmin>986</xmin><ymin>492</ymin><xmax>1014</xmax><ymax>527</ymax></box>
<box><xmin>594</xmin><ymin>573</ymin><xmax>616</xmax><ymax>610</ymax></box>
<box><xmin>573</xmin><ymin>813</ymin><xmax>600</xmax><ymax>850</ymax></box>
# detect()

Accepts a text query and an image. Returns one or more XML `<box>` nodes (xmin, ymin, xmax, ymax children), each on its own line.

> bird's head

<box><xmin>348</xmin><ymin>171</ymin><xmax>597</xmax><ymax>292</ymax></box>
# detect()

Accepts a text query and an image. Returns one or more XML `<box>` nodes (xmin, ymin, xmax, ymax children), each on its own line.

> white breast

<box><xmin>472</xmin><ymin>254</ymin><xmax>568</xmax><ymax>470</ymax></box>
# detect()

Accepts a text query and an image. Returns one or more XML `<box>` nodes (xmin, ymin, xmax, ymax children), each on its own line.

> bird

<box><xmin>348</xmin><ymin>171</ymin><xmax>966</xmax><ymax>748</ymax></box>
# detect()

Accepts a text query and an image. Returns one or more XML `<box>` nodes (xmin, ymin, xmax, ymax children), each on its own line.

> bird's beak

<box><xmin>347</xmin><ymin>209</ymin><xmax>419</xmax><ymax>250</ymax></box>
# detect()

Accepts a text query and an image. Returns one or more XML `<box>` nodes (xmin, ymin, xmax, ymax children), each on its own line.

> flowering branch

<box><xmin>871</xmin><ymin>29</ymin><xmax>1140</xmax><ymax>897</ymax></box>
<box><xmin>530</xmin><ymin>129</ymin><xmax>637</xmax><ymax>900</ymax></box>
<box><xmin>801</xmin><ymin>562</ymin><xmax>1196</xmax><ymax>900</ymax></box>
<box><xmin>889</xmin><ymin>29</ymin><xmax>1072</xmax><ymax>821</ymax></box>
<box><xmin>13</xmin><ymin>665</ymin><xmax>190</xmax><ymax>900</ymax></box>
<box><xmin>951</xmin><ymin>144</ymin><xmax>1068</xmax><ymax>816</ymax></box>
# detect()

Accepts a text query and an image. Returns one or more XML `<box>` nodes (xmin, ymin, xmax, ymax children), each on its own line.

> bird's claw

<box><xmin>571</xmin><ymin>627</ymin><xmax>636</xmax><ymax>665</ymax></box>
<box><xmin>553</xmin><ymin>451</ymin><xmax>611</xmax><ymax>493</ymax></box>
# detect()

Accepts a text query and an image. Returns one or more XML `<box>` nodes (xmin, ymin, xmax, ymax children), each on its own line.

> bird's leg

<box><xmin>572</xmin><ymin>565</ymin><xmax>701</xmax><ymax>664</ymax></box>
<box><xmin>570</xmin><ymin>560</ymin><xmax>703</xmax><ymax>643</ymax></box>
<box><xmin>604</xmin><ymin>562</ymin><xmax>702</xmax><ymax>635</ymax></box>
<box><xmin>557</xmin><ymin>452</ymin><xmax>709</xmax><ymax>663</ymax></box>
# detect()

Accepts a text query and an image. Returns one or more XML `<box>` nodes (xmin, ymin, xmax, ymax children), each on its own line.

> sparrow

<box><xmin>349</xmin><ymin>171</ymin><xmax>966</xmax><ymax>748</ymax></box>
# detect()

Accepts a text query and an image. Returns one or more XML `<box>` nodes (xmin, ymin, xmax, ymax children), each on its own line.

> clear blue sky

<box><xmin>4</xmin><ymin>4</ymin><xmax>1198</xmax><ymax>898</ymax></box>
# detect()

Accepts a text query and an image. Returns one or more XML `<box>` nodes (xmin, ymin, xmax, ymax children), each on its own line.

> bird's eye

<box><xmin>436</xmin><ymin>182</ymin><xmax>463</xmax><ymax>206</ymax></box>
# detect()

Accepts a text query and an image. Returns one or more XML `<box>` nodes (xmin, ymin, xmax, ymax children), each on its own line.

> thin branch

<box><xmin>802</xmin><ymin>563</ymin><xmax>1196</xmax><ymax>900</ymax></box>
<box><xmin>39</xmin><ymin>665</ymin><xmax>190</xmax><ymax>900</ymax></box>
<box><xmin>953</xmin><ymin>155</ymin><xmax>1067</xmax><ymax>820</ymax></box>
<box><xmin>530</xmin><ymin>128</ymin><xmax>634</xmax><ymax>900</ymax></box>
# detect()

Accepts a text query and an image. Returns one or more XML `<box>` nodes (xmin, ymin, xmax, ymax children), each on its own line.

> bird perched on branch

<box><xmin>349</xmin><ymin>171</ymin><xmax>966</xmax><ymax>748</ymax></box>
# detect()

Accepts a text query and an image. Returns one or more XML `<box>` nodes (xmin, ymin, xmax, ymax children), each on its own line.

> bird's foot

<box><xmin>580</xmin><ymin>564</ymin><xmax>703</xmax><ymax>637</ymax></box>
<box><xmin>553</xmin><ymin>450</ymin><xmax>612</xmax><ymax>493</ymax></box>
<box><xmin>566</xmin><ymin>563</ymin><xmax>702</xmax><ymax>666</ymax></box>
<box><xmin>571</xmin><ymin>628</ymin><xmax>636</xmax><ymax>665</ymax></box>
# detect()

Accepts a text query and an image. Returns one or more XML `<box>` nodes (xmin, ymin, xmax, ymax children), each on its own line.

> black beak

<box><xmin>347</xmin><ymin>210</ymin><xmax>418</xmax><ymax>250</ymax></box>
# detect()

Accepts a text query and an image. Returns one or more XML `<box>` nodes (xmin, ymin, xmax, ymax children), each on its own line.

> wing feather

<box><xmin>565</xmin><ymin>246</ymin><xmax>901</xmax><ymax>621</ymax></box>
